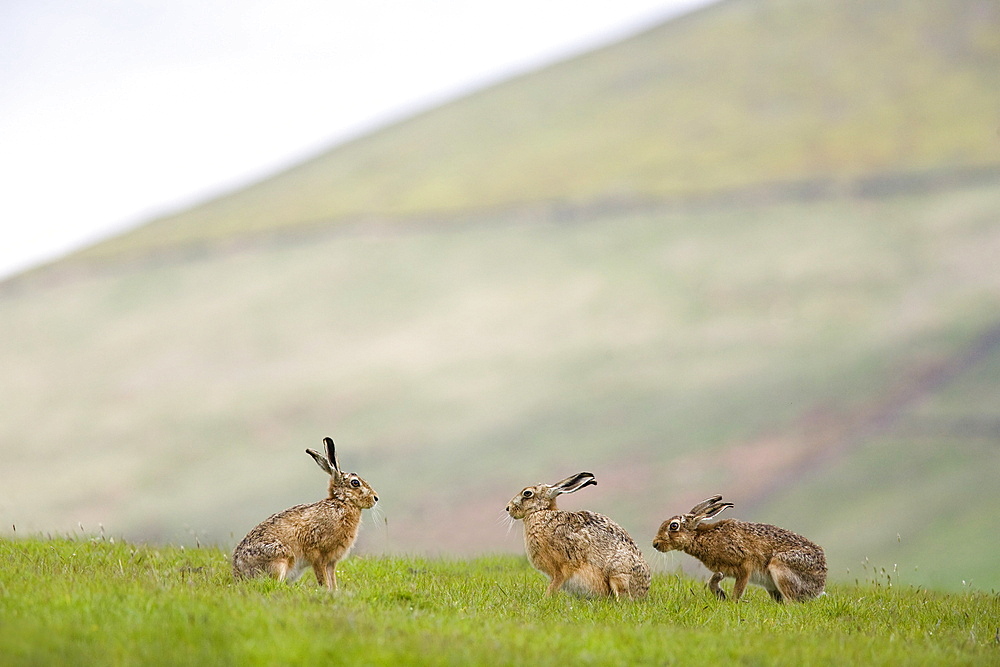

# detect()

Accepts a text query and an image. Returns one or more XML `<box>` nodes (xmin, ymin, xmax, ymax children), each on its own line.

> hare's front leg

<box><xmin>312</xmin><ymin>560</ymin><xmax>338</xmax><ymax>591</ymax></box>
<box><xmin>708</xmin><ymin>572</ymin><xmax>727</xmax><ymax>600</ymax></box>
<box><xmin>545</xmin><ymin>568</ymin><xmax>569</xmax><ymax>596</ymax></box>
<box><xmin>730</xmin><ymin>569</ymin><xmax>751</xmax><ymax>601</ymax></box>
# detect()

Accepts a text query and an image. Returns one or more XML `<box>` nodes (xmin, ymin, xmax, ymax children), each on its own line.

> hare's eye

<box><xmin>350</xmin><ymin>479</ymin><xmax>361</xmax><ymax>488</ymax></box>
<box><xmin>522</xmin><ymin>490</ymin><xmax>533</xmax><ymax>498</ymax></box>
<box><xmin>669</xmin><ymin>521</ymin><xmax>680</xmax><ymax>532</ymax></box>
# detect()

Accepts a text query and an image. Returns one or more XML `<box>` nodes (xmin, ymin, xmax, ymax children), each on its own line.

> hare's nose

<box><xmin>374</xmin><ymin>495</ymin><xmax>379</xmax><ymax>502</ymax></box>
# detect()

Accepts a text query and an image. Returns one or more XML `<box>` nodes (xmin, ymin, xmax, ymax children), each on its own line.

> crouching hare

<box><xmin>653</xmin><ymin>495</ymin><xmax>826</xmax><ymax>603</ymax></box>
<box><xmin>232</xmin><ymin>437</ymin><xmax>378</xmax><ymax>590</ymax></box>
<box><xmin>506</xmin><ymin>472</ymin><xmax>650</xmax><ymax>599</ymax></box>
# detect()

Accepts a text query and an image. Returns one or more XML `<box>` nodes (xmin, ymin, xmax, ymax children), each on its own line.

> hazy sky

<box><xmin>0</xmin><ymin>0</ymin><xmax>714</xmax><ymax>279</ymax></box>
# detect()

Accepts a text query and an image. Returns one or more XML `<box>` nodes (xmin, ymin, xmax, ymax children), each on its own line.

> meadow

<box><xmin>1</xmin><ymin>537</ymin><xmax>997</xmax><ymax>665</ymax></box>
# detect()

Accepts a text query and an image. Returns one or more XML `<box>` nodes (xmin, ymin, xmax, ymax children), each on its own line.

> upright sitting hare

<box><xmin>232</xmin><ymin>437</ymin><xmax>378</xmax><ymax>590</ymax></box>
<box><xmin>652</xmin><ymin>495</ymin><xmax>826</xmax><ymax>603</ymax></box>
<box><xmin>506</xmin><ymin>472</ymin><xmax>650</xmax><ymax>599</ymax></box>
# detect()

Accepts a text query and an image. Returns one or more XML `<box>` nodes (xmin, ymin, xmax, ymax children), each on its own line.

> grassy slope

<box><xmin>2</xmin><ymin>538</ymin><xmax>998</xmax><ymax>666</ymax></box>
<box><xmin>757</xmin><ymin>324</ymin><xmax>1000</xmax><ymax>592</ymax></box>
<box><xmin>3</xmin><ymin>181</ymin><xmax>999</xmax><ymax>590</ymax></box>
<box><xmin>68</xmin><ymin>0</ymin><xmax>1000</xmax><ymax>263</ymax></box>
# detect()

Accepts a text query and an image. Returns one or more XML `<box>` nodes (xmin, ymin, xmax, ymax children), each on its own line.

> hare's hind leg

<box><xmin>269</xmin><ymin>558</ymin><xmax>294</xmax><ymax>582</ymax></box>
<box><xmin>608</xmin><ymin>573</ymin><xmax>631</xmax><ymax>599</ymax></box>
<box><xmin>766</xmin><ymin>558</ymin><xmax>810</xmax><ymax>602</ymax></box>
<box><xmin>609</xmin><ymin>573</ymin><xmax>648</xmax><ymax>600</ymax></box>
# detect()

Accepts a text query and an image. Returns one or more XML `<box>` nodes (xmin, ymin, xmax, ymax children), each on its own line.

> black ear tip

<box><xmin>323</xmin><ymin>437</ymin><xmax>334</xmax><ymax>446</ymax></box>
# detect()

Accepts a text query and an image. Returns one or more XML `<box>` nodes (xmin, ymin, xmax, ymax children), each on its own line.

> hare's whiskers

<box><xmin>495</xmin><ymin>510</ymin><xmax>517</xmax><ymax>536</ymax></box>
<box><xmin>373</xmin><ymin>503</ymin><xmax>387</xmax><ymax>524</ymax></box>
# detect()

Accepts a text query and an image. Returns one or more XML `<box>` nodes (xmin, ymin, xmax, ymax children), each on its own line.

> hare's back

<box><xmin>241</xmin><ymin>500</ymin><xmax>351</xmax><ymax>541</ymax></box>
<box><xmin>740</xmin><ymin>521</ymin><xmax>824</xmax><ymax>556</ymax></box>
<box><xmin>566</xmin><ymin>510</ymin><xmax>642</xmax><ymax>553</ymax></box>
<box><xmin>234</xmin><ymin>503</ymin><xmax>308</xmax><ymax>547</ymax></box>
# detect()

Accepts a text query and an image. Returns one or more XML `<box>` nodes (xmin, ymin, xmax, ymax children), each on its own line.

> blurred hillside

<box><xmin>62</xmin><ymin>0</ymin><xmax>1000</xmax><ymax>265</ymax></box>
<box><xmin>2</xmin><ymin>0</ymin><xmax>999</xmax><ymax>592</ymax></box>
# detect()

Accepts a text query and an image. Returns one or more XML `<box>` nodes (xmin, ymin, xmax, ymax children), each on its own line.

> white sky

<box><xmin>0</xmin><ymin>0</ymin><xmax>714</xmax><ymax>279</ymax></box>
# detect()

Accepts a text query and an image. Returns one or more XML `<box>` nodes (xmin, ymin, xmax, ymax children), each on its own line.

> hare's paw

<box><xmin>709</xmin><ymin>571</ymin><xmax>727</xmax><ymax>600</ymax></box>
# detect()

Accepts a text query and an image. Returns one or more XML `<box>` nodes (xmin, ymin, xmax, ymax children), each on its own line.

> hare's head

<box><xmin>306</xmin><ymin>437</ymin><xmax>379</xmax><ymax>509</ymax></box>
<box><xmin>506</xmin><ymin>472</ymin><xmax>596</xmax><ymax>520</ymax></box>
<box><xmin>653</xmin><ymin>495</ymin><xmax>733</xmax><ymax>552</ymax></box>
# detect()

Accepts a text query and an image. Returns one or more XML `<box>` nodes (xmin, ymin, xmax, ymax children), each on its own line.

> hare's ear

<box><xmin>306</xmin><ymin>448</ymin><xmax>333</xmax><ymax>475</ymax></box>
<box><xmin>688</xmin><ymin>495</ymin><xmax>724</xmax><ymax>516</ymax></box>
<box><xmin>552</xmin><ymin>472</ymin><xmax>597</xmax><ymax>495</ymax></box>
<box><xmin>701</xmin><ymin>501</ymin><xmax>734</xmax><ymax>520</ymax></box>
<box><xmin>688</xmin><ymin>500</ymin><xmax>733</xmax><ymax>527</ymax></box>
<box><xmin>323</xmin><ymin>437</ymin><xmax>341</xmax><ymax>473</ymax></box>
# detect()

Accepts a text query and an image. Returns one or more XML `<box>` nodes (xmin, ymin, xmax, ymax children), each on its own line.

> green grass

<box><xmin>1</xmin><ymin>538</ymin><xmax>997</xmax><ymax>666</ymax></box>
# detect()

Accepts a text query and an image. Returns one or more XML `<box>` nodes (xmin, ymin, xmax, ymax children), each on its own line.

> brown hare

<box><xmin>232</xmin><ymin>437</ymin><xmax>378</xmax><ymax>590</ymax></box>
<box><xmin>506</xmin><ymin>472</ymin><xmax>650</xmax><ymax>599</ymax></box>
<box><xmin>653</xmin><ymin>495</ymin><xmax>826</xmax><ymax>603</ymax></box>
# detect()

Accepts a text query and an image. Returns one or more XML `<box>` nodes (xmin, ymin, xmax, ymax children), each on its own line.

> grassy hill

<box><xmin>2</xmin><ymin>0</ymin><xmax>1000</xmax><ymax>594</ymax></box>
<box><xmin>64</xmin><ymin>0</ymin><xmax>1000</xmax><ymax>264</ymax></box>
<box><xmin>4</xmin><ymin>182</ymin><xmax>999</xmax><ymax>590</ymax></box>
<box><xmin>2</xmin><ymin>538</ymin><xmax>998</xmax><ymax>665</ymax></box>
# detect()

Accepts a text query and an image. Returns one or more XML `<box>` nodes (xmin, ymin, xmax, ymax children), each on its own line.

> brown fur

<box><xmin>653</xmin><ymin>495</ymin><xmax>826</xmax><ymax>603</ymax></box>
<box><xmin>232</xmin><ymin>438</ymin><xmax>378</xmax><ymax>590</ymax></box>
<box><xmin>506</xmin><ymin>472</ymin><xmax>650</xmax><ymax>599</ymax></box>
